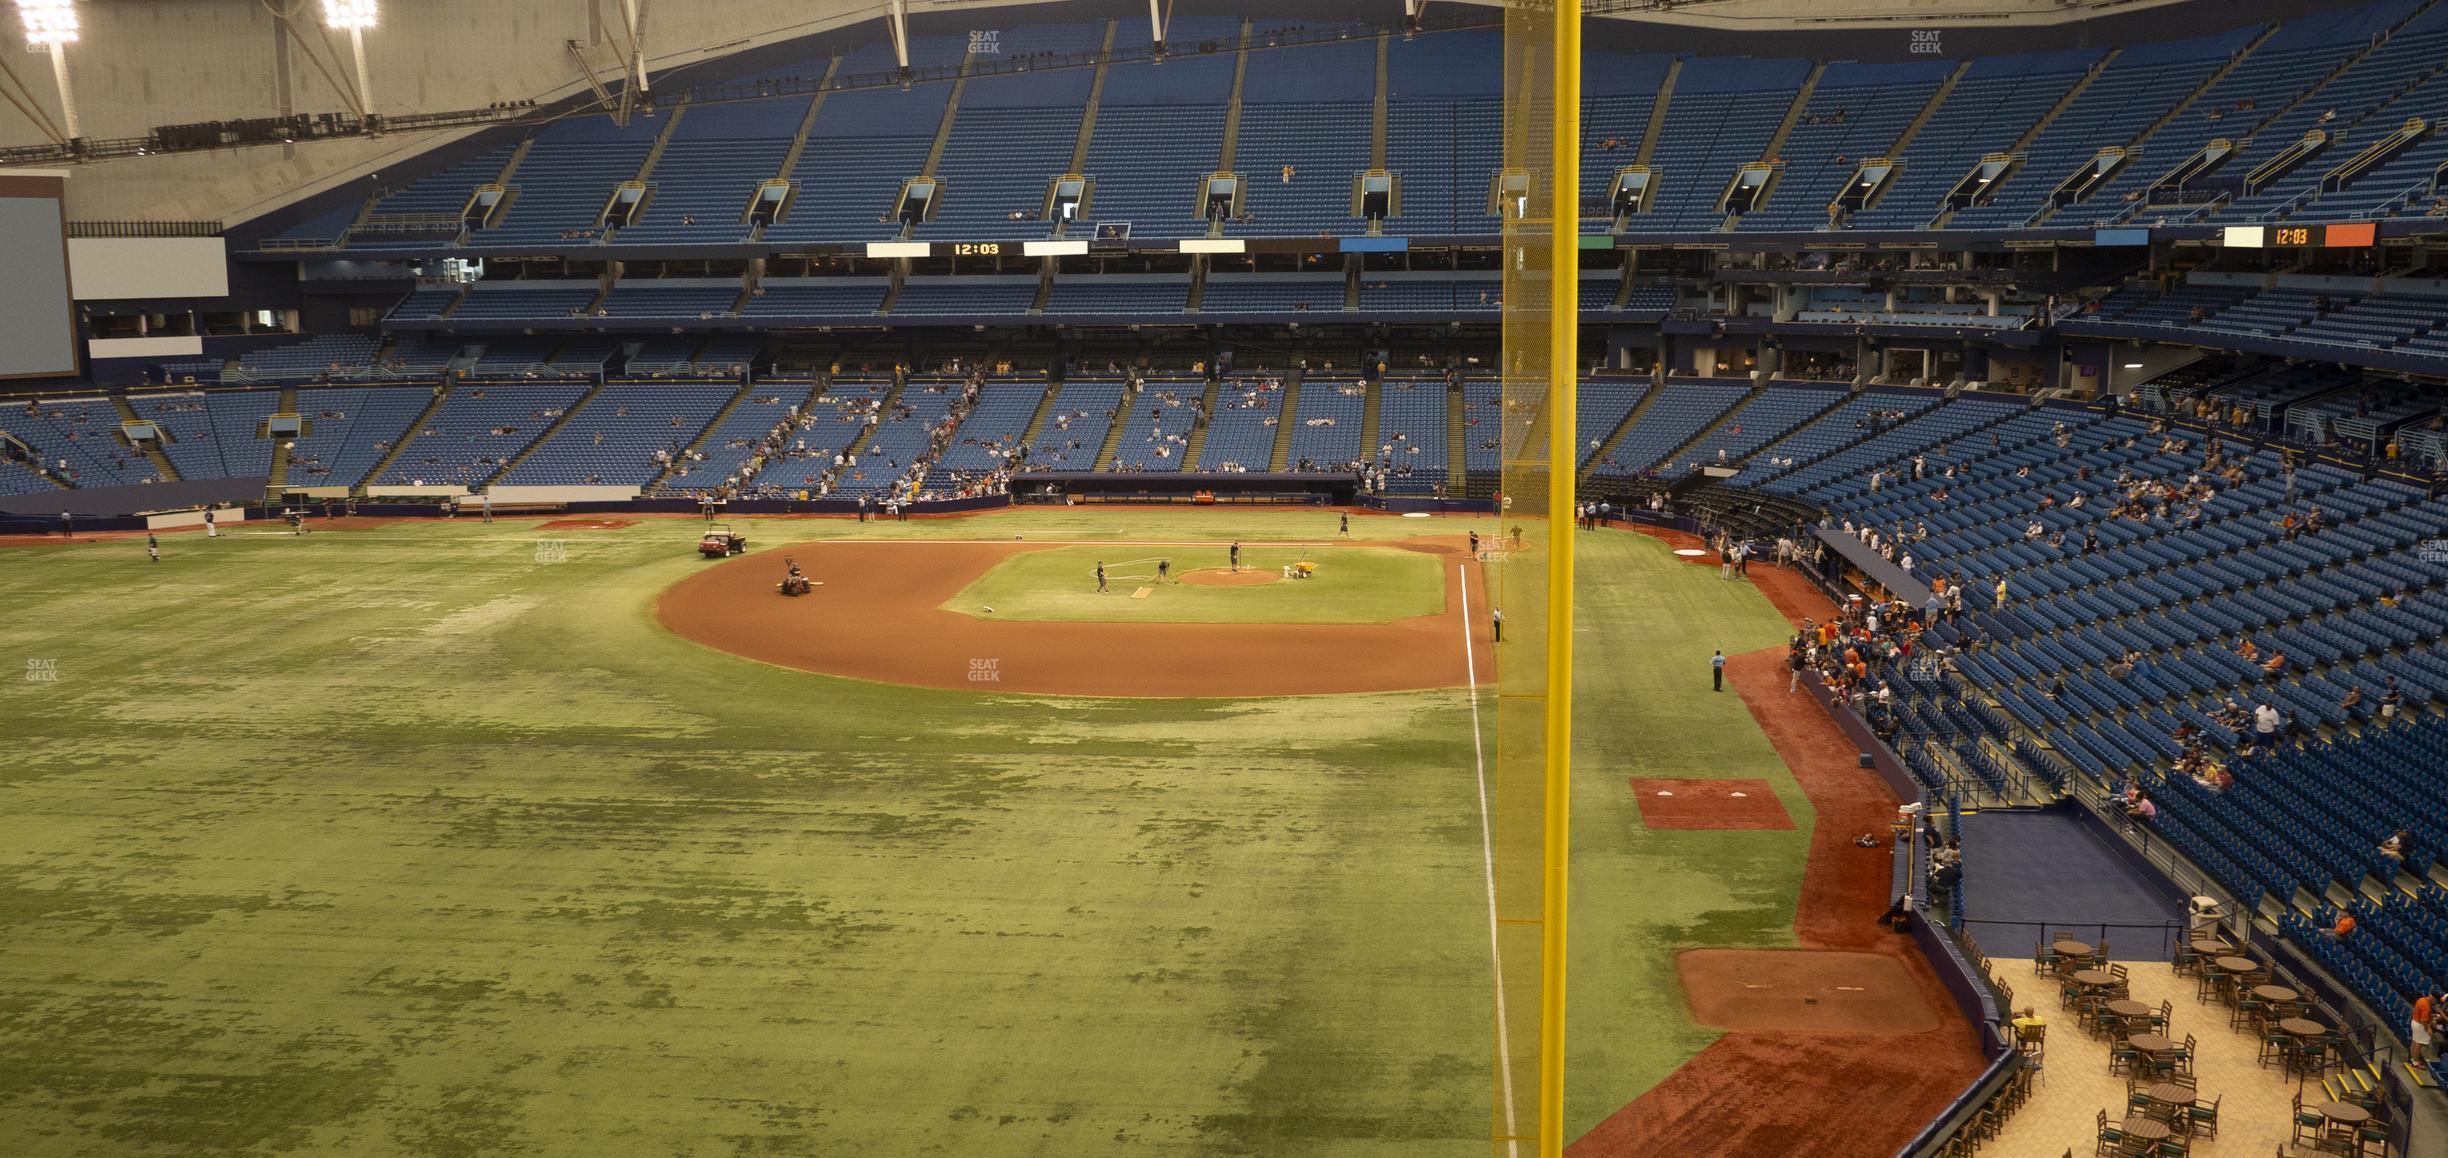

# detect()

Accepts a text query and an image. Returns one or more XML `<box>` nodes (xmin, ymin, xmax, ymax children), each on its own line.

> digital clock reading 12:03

<box><xmin>949</xmin><ymin>242</ymin><xmax>1003</xmax><ymax>256</ymax></box>
<box><xmin>2270</xmin><ymin>227</ymin><xmax>2314</xmax><ymax>246</ymax></box>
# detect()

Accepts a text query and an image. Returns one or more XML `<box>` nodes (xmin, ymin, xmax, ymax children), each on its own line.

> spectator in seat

<box><xmin>2323</xmin><ymin>909</ymin><xmax>2356</xmax><ymax>940</ymax></box>
<box><xmin>2381</xmin><ymin>829</ymin><xmax>2410</xmax><ymax>864</ymax></box>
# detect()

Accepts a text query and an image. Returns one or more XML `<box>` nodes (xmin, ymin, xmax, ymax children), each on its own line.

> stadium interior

<box><xmin>10</xmin><ymin>0</ymin><xmax>2448</xmax><ymax>1154</ymax></box>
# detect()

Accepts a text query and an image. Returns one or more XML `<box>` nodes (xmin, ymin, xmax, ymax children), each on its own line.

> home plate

<box><xmin>1132</xmin><ymin>587</ymin><xmax>1153</xmax><ymax>599</ymax></box>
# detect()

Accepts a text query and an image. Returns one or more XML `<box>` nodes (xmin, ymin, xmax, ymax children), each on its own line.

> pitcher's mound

<box><xmin>1679</xmin><ymin>949</ymin><xmax>1939</xmax><ymax>1035</ymax></box>
<box><xmin>1177</xmin><ymin>568</ymin><xmax>1279</xmax><ymax>587</ymax></box>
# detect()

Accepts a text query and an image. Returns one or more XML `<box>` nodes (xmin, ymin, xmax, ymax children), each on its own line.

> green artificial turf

<box><xmin>0</xmin><ymin>510</ymin><xmax>1813</xmax><ymax>1155</ymax></box>
<box><xmin>942</xmin><ymin>542</ymin><xmax>1446</xmax><ymax>624</ymax></box>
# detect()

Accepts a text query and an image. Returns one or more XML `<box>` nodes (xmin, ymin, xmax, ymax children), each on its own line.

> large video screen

<box><xmin>0</xmin><ymin>174</ymin><xmax>77</xmax><ymax>379</ymax></box>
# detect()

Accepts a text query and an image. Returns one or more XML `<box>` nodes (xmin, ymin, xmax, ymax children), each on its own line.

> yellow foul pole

<box><xmin>1539</xmin><ymin>0</ymin><xmax>1578</xmax><ymax>1155</ymax></box>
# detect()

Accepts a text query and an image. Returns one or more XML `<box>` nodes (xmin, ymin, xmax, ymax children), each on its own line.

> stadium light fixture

<box><xmin>16</xmin><ymin>0</ymin><xmax>76</xmax><ymax>46</ymax></box>
<box><xmin>322</xmin><ymin>0</ymin><xmax>378</xmax><ymax>117</ymax></box>
<box><xmin>16</xmin><ymin>0</ymin><xmax>79</xmax><ymax>140</ymax></box>
<box><xmin>321</xmin><ymin>0</ymin><xmax>376</xmax><ymax>30</ymax></box>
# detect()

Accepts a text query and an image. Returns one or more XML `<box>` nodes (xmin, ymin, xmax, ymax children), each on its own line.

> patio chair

<box><xmin>2185</xmin><ymin>1093</ymin><xmax>2218</xmax><ymax>1139</ymax></box>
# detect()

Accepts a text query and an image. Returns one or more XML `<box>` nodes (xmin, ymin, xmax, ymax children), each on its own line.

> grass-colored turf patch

<box><xmin>941</xmin><ymin>542</ymin><xmax>1446</xmax><ymax>623</ymax></box>
<box><xmin>0</xmin><ymin>511</ymin><xmax>1814</xmax><ymax>1154</ymax></box>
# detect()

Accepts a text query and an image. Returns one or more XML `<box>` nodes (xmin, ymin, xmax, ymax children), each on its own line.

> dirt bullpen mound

<box><xmin>658</xmin><ymin>540</ymin><xmax>1493</xmax><ymax>697</ymax></box>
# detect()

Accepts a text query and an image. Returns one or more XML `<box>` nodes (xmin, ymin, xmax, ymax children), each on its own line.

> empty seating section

<box><xmin>1045</xmin><ymin>277</ymin><xmax>1188</xmax><ymax>314</ymax></box>
<box><xmin>370</xmin><ymin>146</ymin><xmax>514</xmax><ymax>219</ymax></box>
<box><xmin>1113</xmin><ymin>379</ymin><xmax>1207</xmax><ymax>470</ymax></box>
<box><xmin>1662</xmin><ymin>383</ymin><xmax>1845</xmax><ymax>476</ymax></box>
<box><xmin>1631</xmin><ymin>57</ymin><xmax>1813</xmax><ymax>233</ymax></box>
<box><xmin>0</xmin><ymin>458</ymin><xmax>59</xmax><ymax>496</ymax></box>
<box><xmin>249</xmin><ymin>2</ymin><xmax>2448</xmax><ymax>271</ymax></box>
<box><xmin>271</xmin><ymin>205</ymin><xmax>360</xmax><ymax>248</ymax></box>
<box><xmin>11</xmin><ymin>399</ymin><xmax>157</xmax><ymax>487</ymax></box>
<box><xmin>830</xmin><ymin>379</ymin><xmax>963</xmax><ymax>495</ymax></box>
<box><xmin>1231</xmin><ymin>39</ymin><xmax>1375</xmax><ymax>236</ymax></box>
<box><xmin>1197</xmin><ymin>378</ymin><xmax>1284</xmax><ymax>470</ymax></box>
<box><xmin>599</xmin><ymin>281</ymin><xmax>741</xmax><ymax>318</ymax></box>
<box><xmin>1589</xmin><ymin>381</ymin><xmax>1749</xmax><ymax>476</ymax></box>
<box><xmin>496</xmin><ymin>384</ymin><xmax>733</xmax><ymax>486</ymax></box>
<box><xmin>2220</xmin><ymin>6</ymin><xmax>2448</xmax><ymax>221</ymax></box>
<box><xmin>1024</xmin><ymin>378</ymin><xmax>1125</xmax><ymax>470</ymax></box>
<box><xmin>2285</xmin><ymin>295</ymin><xmax>2444</xmax><ymax>351</ymax></box>
<box><xmin>1199</xmin><ymin>277</ymin><xmax>1341</xmax><ymax>314</ymax></box>
<box><xmin>628</xmin><ymin>335</ymin><xmax>762</xmax><ymax>377</ymax></box>
<box><xmin>1577</xmin><ymin>55</ymin><xmax>1675</xmax><ymax>229</ymax></box>
<box><xmin>1738</xmin><ymin>61</ymin><xmax>1952</xmax><ymax>231</ymax></box>
<box><xmin>390</xmin><ymin>285</ymin><xmax>464</xmax><ymax>322</ymax></box>
<box><xmin>1853</xmin><ymin>50</ymin><xmax>2103</xmax><ymax>230</ymax></box>
<box><xmin>1360</xmin><ymin>278</ymin><xmax>1498</xmax><ymax>313</ymax></box>
<box><xmin>1622</xmin><ymin>283</ymin><xmax>1675</xmax><ymax>319</ymax></box>
<box><xmin>768</xmin><ymin>100</ymin><xmax>941</xmax><ymax>246</ymax></box>
<box><xmin>129</xmin><ymin>390</ymin><xmax>281</xmax><ymax>481</ymax></box>
<box><xmin>454</xmin><ymin>282</ymin><xmax>600</xmax><ymax>322</ymax></box>
<box><xmin>616</xmin><ymin>96</ymin><xmax>813</xmax><ymax>244</ymax></box>
<box><xmin>1386</xmin><ymin>32</ymin><xmax>1503</xmax><ymax>236</ymax></box>
<box><xmin>1374</xmin><ymin>377</ymin><xmax>1450</xmax><ymax>491</ymax></box>
<box><xmin>1080</xmin><ymin>51</ymin><xmax>1232</xmax><ymax>239</ymax></box>
<box><xmin>2069</xmin><ymin>281</ymin><xmax>2448</xmax><ymax>371</ymax></box>
<box><xmin>1285</xmin><ymin>380</ymin><xmax>1365</xmax><ymax>470</ymax></box>
<box><xmin>919</xmin><ymin>66</ymin><xmax>1092</xmax><ymax>238</ymax></box>
<box><xmin>286</xmin><ymin>386</ymin><xmax>433</xmax><ymax>487</ymax></box>
<box><xmin>1947</xmin><ymin>30</ymin><xmax>2250</xmax><ymax>229</ymax></box>
<box><xmin>893</xmin><ymin>278</ymin><xmax>1039</xmax><ymax>316</ymax></box>
<box><xmin>383</xmin><ymin>337</ymin><xmax>461</xmax><ymax>378</ymax></box>
<box><xmin>550</xmin><ymin>338</ymin><xmax>622</xmax><ymax>373</ymax></box>
<box><xmin>379</xmin><ymin>383</ymin><xmax>590</xmax><ymax>486</ymax></box>
<box><xmin>477</xmin><ymin>117</ymin><xmax>659</xmax><ymax>246</ymax></box>
<box><xmin>1573</xmin><ymin>379</ymin><xmax>1652</xmax><ymax>470</ymax></box>
<box><xmin>469</xmin><ymin>338</ymin><xmax>567</xmax><ymax>378</ymax></box>
<box><xmin>1731</xmin><ymin>390</ymin><xmax>1940</xmax><ymax>481</ymax></box>
<box><xmin>742</xmin><ymin>279</ymin><xmax>884</xmax><ymax>318</ymax></box>
<box><xmin>2078</xmin><ymin>3</ymin><xmax>2413</xmax><ymax>224</ymax></box>
<box><xmin>1759</xmin><ymin>392</ymin><xmax>2019</xmax><ymax>493</ymax></box>
<box><xmin>228</xmin><ymin>335</ymin><xmax>384</xmax><ymax>382</ymax></box>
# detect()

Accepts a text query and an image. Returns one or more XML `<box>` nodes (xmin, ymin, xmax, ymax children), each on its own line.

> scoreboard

<box><xmin>2223</xmin><ymin>223</ymin><xmax>2378</xmax><ymax>249</ymax></box>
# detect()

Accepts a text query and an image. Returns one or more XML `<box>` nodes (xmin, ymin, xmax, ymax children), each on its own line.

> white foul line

<box><xmin>1458</xmin><ymin>563</ymin><xmax>1522</xmax><ymax>1158</ymax></box>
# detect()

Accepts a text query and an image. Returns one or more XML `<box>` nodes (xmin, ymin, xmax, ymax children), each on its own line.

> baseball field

<box><xmin>0</xmin><ymin>508</ymin><xmax>1956</xmax><ymax>1156</ymax></box>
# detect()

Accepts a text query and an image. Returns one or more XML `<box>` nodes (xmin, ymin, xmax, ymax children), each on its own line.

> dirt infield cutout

<box><xmin>1630</xmin><ymin>778</ymin><xmax>1794</xmax><ymax>830</ymax></box>
<box><xmin>1175</xmin><ymin>567</ymin><xmax>1278</xmax><ymax>587</ymax></box>
<box><xmin>658</xmin><ymin>539</ymin><xmax>1492</xmax><ymax>697</ymax></box>
<box><xmin>534</xmin><ymin>518</ymin><xmax>638</xmax><ymax>531</ymax></box>
<box><xmin>1678</xmin><ymin>949</ymin><xmax>1940</xmax><ymax>1035</ymax></box>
